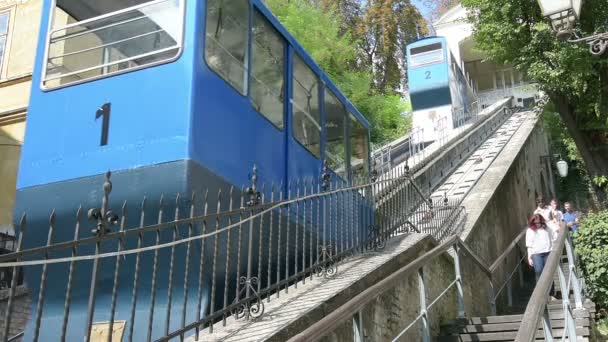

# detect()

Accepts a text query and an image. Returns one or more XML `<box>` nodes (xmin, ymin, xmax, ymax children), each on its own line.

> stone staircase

<box><xmin>438</xmin><ymin>267</ymin><xmax>596</xmax><ymax>341</ymax></box>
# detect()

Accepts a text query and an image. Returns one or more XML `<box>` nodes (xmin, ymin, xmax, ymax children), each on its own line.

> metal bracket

<box><xmin>88</xmin><ymin>171</ymin><xmax>119</xmax><ymax>236</ymax></box>
<box><xmin>321</xmin><ymin>161</ymin><xmax>331</xmax><ymax>191</ymax></box>
<box><xmin>315</xmin><ymin>245</ymin><xmax>337</xmax><ymax>277</ymax></box>
<box><xmin>232</xmin><ymin>276</ymin><xmax>264</xmax><ymax>320</ymax></box>
<box><xmin>245</xmin><ymin>165</ymin><xmax>261</xmax><ymax>207</ymax></box>
<box><xmin>371</xmin><ymin>159</ymin><xmax>378</xmax><ymax>182</ymax></box>
<box><xmin>568</xmin><ymin>31</ymin><xmax>608</xmax><ymax>55</ymax></box>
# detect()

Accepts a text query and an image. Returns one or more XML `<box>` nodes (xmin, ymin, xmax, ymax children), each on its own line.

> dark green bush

<box><xmin>574</xmin><ymin>210</ymin><xmax>608</xmax><ymax>307</ymax></box>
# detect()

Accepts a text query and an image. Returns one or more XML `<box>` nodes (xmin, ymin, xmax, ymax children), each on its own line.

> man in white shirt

<box><xmin>533</xmin><ymin>197</ymin><xmax>551</xmax><ymax>222</ymax></box>
<box><xmin>550</xmin><ymin>199</ymin><xmax>564</xmax><ymax>222</ymax></box>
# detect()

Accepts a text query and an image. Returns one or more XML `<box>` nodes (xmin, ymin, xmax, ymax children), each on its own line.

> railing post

<box><xmin>557</xmin><ymin>264</ymin><xmax>578</xmax><ymax>341</ymax></box>
<box><xmin>453</xmin><ymin>244</ymin><xmax>465</xmax><ymax>319</ymax></box>
<box><xmin>517</xmin><ymin>249</ymin><xmax>525</xmax><ymax>288</ymax></box>
<box><xmin>542</xmin><ymin>305</ymin><xmax>554</xmax><ymax>342</ymax></box>
<box><xmin>488</xmin><ymin>277</ymin><xmax>496</xmax><ymax>316</ymax></box>
<box><xmin>418</xmin><ymin>268</ymin><xmax>431</xmax><ymax>342</ymax></box>
<box><xmin>564</xmin><ymin>236</ymin><xmax>583</xmax><ymax>309</ymax></box>
<box><xmin>353</xmin><ymin>311</ymin><xmax>364</xmax><ymax>342</ymax></box>
<box><xmin>506</xmin><ymin>269</ymin><xmax>513</xmax><ymax>308</ymax></box>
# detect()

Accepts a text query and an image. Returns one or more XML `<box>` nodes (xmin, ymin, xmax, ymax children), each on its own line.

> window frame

<box><xmin>323</xmin><ymin>87</ymin><xmax>348</xmax><ymax>180</ymax></box>
<box><xmin>409</xmin><ymin>41</ymin><xmax>445</xmax><ymax>68</ymax></box>
<box><xmin>204</xmin><ymin>0</ymin><xmax>250</xmax><ymax>96</ymax></box>
<box><xmin>249</xmin><ymin>8</ymin><xmax>287</xmax><ymax>131</ymax></box>
<box><xmin>291</xmin><ymin>52</ymin><xmax>322</xmax><ymax>159</ymax></box>
<box><xmin>0</xmin><ymin>7</ymin><xmax>14</xmax><ymax>80</ymax></box>
<box><xmin>348</xmin><ymin>112</ymin><xmax>370</xmax><ymax>182</ymax></box>
<box><xmin>40</xmin><ymin>0</ymin><xmax>186</xmax><ymax>91</ymax></box>
<box><xmin>204</xmin><ymin>2</ymin><xmax>288</xmax><ymax>131</ymax></box>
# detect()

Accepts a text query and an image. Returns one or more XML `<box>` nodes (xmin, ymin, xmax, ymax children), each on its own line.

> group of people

<box><xmin>525</xmin><ymin>197</ymin><xmax>581</xmax><ymax>299</ymax></box>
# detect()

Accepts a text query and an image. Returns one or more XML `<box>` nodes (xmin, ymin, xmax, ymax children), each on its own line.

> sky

<box><xmin>412</xmin><ymin>0</ymin><xmax>433</xmax><ymax>18</ymax></box>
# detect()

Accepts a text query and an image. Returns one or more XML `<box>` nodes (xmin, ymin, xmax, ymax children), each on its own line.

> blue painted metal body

<box><xmin>14</xmin><ymin>0</ymin><xmax>371</xmax><ymax>340</ymax></box>
<box><xmin>406</xmin><ymin>36</ymin><xmax>475</xmax><ymax>143</ymax></box>
<box><xmin>406</xmin><ymin>37</ymin><xmax>451</xmax><ymax>111</ymax></box>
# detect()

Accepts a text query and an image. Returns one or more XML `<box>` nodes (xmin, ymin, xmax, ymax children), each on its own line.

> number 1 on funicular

<box><xmin>95</xmin><ymin>103</ymin><xmax>111</xmax><ymax>146</ymax></box>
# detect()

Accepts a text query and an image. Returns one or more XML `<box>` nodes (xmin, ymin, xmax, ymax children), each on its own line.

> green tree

<box><xmin>266</xmin><ymin>0</ymin><xmax>412</xmax><ymax>143</ymax></box>
<box><xmin>574</xmin><ymin>210</ymin><xmax>608</xmax><ymax>307</ymax></box>
<box><xmin>461</xmin><ymin>0</ymin><xmax>608</xmax><ymax>206</ymax></box>
<box><xmin>357</xmin><ymin>0</ymin><xmax>427</xmax><ymax>92</ymax></box>
<box><xmin>543</xmin><ymin>106</ymin><xmax>597</xmax><ymax>209</ymax></box>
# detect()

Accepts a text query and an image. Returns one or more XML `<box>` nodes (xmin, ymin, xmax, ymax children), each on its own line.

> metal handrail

<box><xmin>44</xmin><ymin>45</ymin><xmax>179</xmax><ymax>82</ymax></box>
<box><xmin>287</xmin><ymin>229</ymin><xmax>536</xmax><ymax>342</ymax></box>
<box><xmin>288</xmin><ymin>222</ymin><xmax>535</xmax><ymax>342</ymax></box>
<box><xmin>490</xmin><ymin>229</ymin><xmax>526</xmax><ymax>272</ymax></box>
<box><xmin>50</xmin><ymin>0</ymin><xmax>171</xmax><ymax>35</ymax></box>
<box><xmin>371</xmin><ymin>97</ymin><xmax>511</xmax><ymax>178</ymax></box>
<box><xmin>287</xmin><ymin>235</ymin><xmax>462</xmax><ymax>342</ymax></box>
<box><xmin>50</xmin><ymin>15</ymin><xmax>149</xmax><ymax>44</ymax></box>
<box><xmin>49</xmin><ymin>28</ymin><xmax>165</xmax><ymax>61</ymax></box>
<box><xmin>514</xmin><ymin>228</ymin><xmax>584</xmax><ymax>342</ymax></box>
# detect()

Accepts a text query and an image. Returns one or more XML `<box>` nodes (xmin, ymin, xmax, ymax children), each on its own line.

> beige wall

<box><xmin>0</xmin><ymin>115</ymin><xmax>25</xmax><ymax>229</ymax></box>
<box><xmin>1</xmin><ymin>0</ymin><xmax>41</xmax><ymax>80</ymax></box>
<box><xmin>0</xmin><ymin>0</ymin><xmax>43</xmax><ymax>228</ymax></box>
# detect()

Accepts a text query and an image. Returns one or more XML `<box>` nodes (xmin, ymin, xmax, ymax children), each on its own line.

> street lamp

<box><xmin>556</xmin><ymin>158</ymin><xmax>569</xmax><ymax>178</ymax></box>
<box><xmin>536</xmin><ymin>0</ymin><xmax>608</xmax><ymax>55</ymax></box>
<box><xmin>540</xmin><ymin>154</ymin><xmax>569</xmax><ymax>178</ymax></box>
<box><xmin>536</xmin><ymin>0</ymin><xmax>582</xmax><ymax>39</ymax></box>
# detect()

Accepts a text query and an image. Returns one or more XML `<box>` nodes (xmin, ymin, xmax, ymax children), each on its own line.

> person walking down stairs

<box><xmin>526</xmin><ymin>213</ymin><xmax>556</xmax><ymax>300</ymax></box>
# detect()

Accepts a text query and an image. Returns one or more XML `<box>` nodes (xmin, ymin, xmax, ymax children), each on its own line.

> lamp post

<box><xmin>556</xmin><ymin>158</ymin><xmax>569</xmax><ymax>178</ymax></box>
<box><xmin>536</xmin><ymin>0</ymin><xmax>608</xmax><ymax>55</ymax></box>
<box><xmin>540</xmin><ymin>154</ymin><xmax>569</xmax><ymax>178</ymax></box>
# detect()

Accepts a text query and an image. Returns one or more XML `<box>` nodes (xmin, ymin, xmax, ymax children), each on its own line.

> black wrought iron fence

<box><xmin>0</xmin><ymin>166</ymin><xmax>466</xmax><ymax>342</ymax></box>
<box><xmin>0</xmin><ymin>233</ymin><xmax>20</xmax><ymax>291</ymax></box>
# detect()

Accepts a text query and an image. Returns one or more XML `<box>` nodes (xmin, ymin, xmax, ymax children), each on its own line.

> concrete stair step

<box><xmin>455</xmin><ymin>310</ymin><xmax>591</xmax><ymax>325</ymax></box>
<box><xmin>438</xmin><ymin>327</ymin><xmax>590</xmax><ymax>341</ymax></box>
<box><xmin>444</xmin><ymin>318</ymin><xmax>590</xmax><ymax>334</ymax></box>
<box><xmin>502</xmin><ymin>301</ymin><xmax>595</xmax><ymax>314</ymax></box>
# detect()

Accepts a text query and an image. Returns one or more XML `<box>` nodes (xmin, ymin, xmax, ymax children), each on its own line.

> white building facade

<box><xmin>432</xmin><ymin>5</ymin><xmax>541</xmax><ymax>109</ymax></box>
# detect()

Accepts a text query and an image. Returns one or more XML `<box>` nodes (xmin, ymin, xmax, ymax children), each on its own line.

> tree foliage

<box><xmin>461</xmin><ymin>0</ymin><xmax>608</xmax><ymax>206</ymax></box>
<box><xmin>543</xmin><ymin>107</ymin><xmax>596</xmax><ymax>209</ymax></box>
<box><xmin>355</xmin><ymin>0</ymin><xmax>427</xmax><ymax>91</ymax></box>
<box><xmin>266</xmin><ymin>0</ymin><xmax>426</xmax><ymax>144</ymax></box>
<box><xmin>574</xmin><ymin>210</ymin><xmax>608</xmax><ymax>307</ymax></box>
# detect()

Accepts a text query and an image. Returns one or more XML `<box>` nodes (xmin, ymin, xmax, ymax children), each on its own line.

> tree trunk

<box><xmin>552</xmin><ymin>93</ymin><xmax>608</xmax><ymax>208</ymax></box>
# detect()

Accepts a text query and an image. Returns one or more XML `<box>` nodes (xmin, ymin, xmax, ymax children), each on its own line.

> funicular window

<box><xmin>251</xmin><ymin>11</ymin><xmax>285</xmax><ymax>129</ymax></box>
<box><xmin>410</xmin><ymin>42</ymin><xmax>444</xmax><ymax>68</ymax></box>
<box><xmin>205</xmin><ymin>0</ymin><xmax>249</xmax><ymax>95</ymax></box>
<box><xmin>325</xmin><ymin>90</ymin><xmax>347</xmax><ymax>179</ymax></box>
<box><xmin>43</xmin><ymin>0</ymin><xmax>183</xmax><ymax>88</ymax></box>
<box><xmin>349</xmin><ymin>114</ymin><xmax>369</xmax><ymax>182</ymax></box>
<box><xmin>292</xmin><ymin>54</ymin><xmax>321</xmax><ymax>157</ymax></box>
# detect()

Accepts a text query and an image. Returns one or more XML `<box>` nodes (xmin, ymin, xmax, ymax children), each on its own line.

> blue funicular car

<box><xmin>13</xmin><ymin>0</ymin><xmax>372</xmax><ymax>340</ymax></box>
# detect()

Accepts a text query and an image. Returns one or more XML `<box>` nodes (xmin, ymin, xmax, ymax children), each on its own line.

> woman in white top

<box><xmin>526</xmin><ymin>213</ymin><xmax>555</xmax><ymax>297</ymax></box>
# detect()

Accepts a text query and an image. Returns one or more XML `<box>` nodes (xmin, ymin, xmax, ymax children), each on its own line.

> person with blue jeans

<box><xmin>526</xmin><ymin>213</ymin><xmax>556</xmax><ymax>298</ymax></box>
